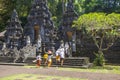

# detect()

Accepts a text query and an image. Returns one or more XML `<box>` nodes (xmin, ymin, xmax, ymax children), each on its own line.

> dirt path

<box><xmin>0</xmin><ymin>65</ymin><xmax>120</xmax><ymax>80</ymax></box>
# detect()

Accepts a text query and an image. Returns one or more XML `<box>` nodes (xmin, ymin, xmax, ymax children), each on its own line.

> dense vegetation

<box><xmin>0</xmin><ymin>0</ymin><xmax>120</xmax><ymax>31</ymax></box>
<box><xmin>73</xmin><ymin>13</ymin><xmax>120</xmax><ymax>66</ymax></box>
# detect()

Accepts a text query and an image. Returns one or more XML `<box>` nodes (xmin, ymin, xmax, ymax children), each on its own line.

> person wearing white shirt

<box><xmin>55</xmin><ymin>46</ymin><xmax>65</xmax><ymax>66</ymax></box>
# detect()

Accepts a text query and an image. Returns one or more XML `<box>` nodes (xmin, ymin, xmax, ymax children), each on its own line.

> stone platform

<box><xmin>0</xmin><ymin>56</ymin><xmax>92</xmax><ymax>68</ymax></box>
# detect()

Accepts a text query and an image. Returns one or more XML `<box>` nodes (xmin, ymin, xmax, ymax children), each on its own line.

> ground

<box><xmin>0</xmin><ymin>65</ymin><xmax>120</xmax><ymax>80</ymax></box>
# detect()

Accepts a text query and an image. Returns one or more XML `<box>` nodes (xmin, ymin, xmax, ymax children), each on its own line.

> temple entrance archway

<box><xmin>34</xmin><ymin>25</ymin><xmax>40</xmax><ymax>42</ymax></box>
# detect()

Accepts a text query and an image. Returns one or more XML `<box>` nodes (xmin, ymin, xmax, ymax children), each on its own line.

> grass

<box><xmin>23</xmin><ymin>65</ymin><xmax>42</xmax><ymax>68</ymax></box>
<box><xmin>0</xmin><ymin>74</ymin><xmax>87</xmax><ymax>80</ymax></box>
<box><xmin>58</xmin><ymin>65</ymin><xmax>120</xmax><ymax>74</ymax></box>
<box><xmin>0</xmin><ymin>65</ymin><xmax>120</xmax><ymax>80</ymax></box>
<box><xmin>23</xmin><ymin>65</ymin><xmax>120</xmax><ymax>74</ymax></box>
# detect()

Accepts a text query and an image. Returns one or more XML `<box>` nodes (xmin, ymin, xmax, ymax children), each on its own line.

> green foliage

<box><xmin>0</xmin><ymin>0</ymin><xmax>14</xmax><ymax>31</ymax></box>
<box><xmin>83</xmin><ymin>0</ymin><xmax>120</xmax><ymax>13</ymax></box>
<box><xmin>52</xmin><ymin>16</ymin><xmax>58</xmax><ymax>27</ymax></box>
<box><xmin>74</xmin><ymin>0</ymin><xmax>85</xmax><ymax>15</ymax></box>
<box><xmin>0</xmin><ymin>0</ymin><xmax>63</xmax><ymax>30</ymax></box>
<box><xmin>93</xmin><ymin>52</ymin><xmax>105</xmax><ymax>66</ymax></box>
<box><xmin>0</xmin><ymin>74</ymin><xmax>86</xmax><ymax>80</ymax></box>
<box><xmin>1</xmin><ymin>0</ymin><xmax>120</xmax><ymax>31</ymax></box>
<box><xmin>48</xmin><ymin>0</ymin><xmax>58</xmax><ymax>16</ymax></box>
<box><xmin>73</xmin><ymin>12</ymin><xmax>120</xmax><ymax>66</ymax></box>
<box><xmin>56</xmin><ymin>1</ymin><xmax>63</xmax><ymax>20</ymax></box>
<box><xmin>73</xmin><ymin>12</ymin><xmax>120</xmax><ymax>37</ymax></box>
<box><xmin>59</xmin><ymin>65</ymin><xmax>120</xmax><ymax>74</ymax></box>
<box><xmin>74</xmin><ymin>13</ymin><xmax>115</xmax><ymax>30</ymax></box>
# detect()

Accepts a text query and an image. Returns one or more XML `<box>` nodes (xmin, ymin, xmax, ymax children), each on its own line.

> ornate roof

<box><xmin>60</xmin><ymin>0</ymin><xmax>78</xmax><ymax>32</ymax></box>
<box><xmin>5</xmin><ymin>9</ymin><xmax>23</xmax><ymax>39</ymax></box>
<box><xmin>26</xmin><ymin>0</ymin><xmax>54</xmax><ymax>28</ymax></box>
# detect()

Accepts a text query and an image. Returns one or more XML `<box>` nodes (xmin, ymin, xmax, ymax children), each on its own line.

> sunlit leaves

<box><xmin>74</xmin><ymin>12</ymin><xmax>120</xmax><ymax>31</ymax></box>
<box><xmin>83</xmin><ymin>0</ymin><xmax>120</xmax><ymax>13</ymax></box>
<box><xmin>73</xmin><ymin>12</ymin><xmax>120</xmax><ymax>52</ymax></box>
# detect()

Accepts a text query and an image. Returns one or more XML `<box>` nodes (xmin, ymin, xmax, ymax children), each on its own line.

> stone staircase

<box><xmin>0</xmin><ymin>56</ymin><xmax>14</xmax><ymax>62</ymax></box>
<box><xmin>52</xmin><ymin>57</ymin><xmax>90</xmax><ymax>66</ymax></box>
<box><xmin>0</xmin><ymin>56</ymin><xmax>92</xmax><ymax>68</ymax></box>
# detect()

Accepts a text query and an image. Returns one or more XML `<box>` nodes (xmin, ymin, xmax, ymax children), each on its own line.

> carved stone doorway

<box><xmin>66</xmin><ymin>31</ymin><xmax>73</xmax><ymax>40</ymax></box>
<box><xmin>34</xmin><ymin>25</ymin><xmax>40</xmax><ymax>42</ymax></box>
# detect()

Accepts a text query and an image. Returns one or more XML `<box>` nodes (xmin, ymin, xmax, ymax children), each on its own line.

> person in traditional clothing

<box><xmin>43</xmin><ymin>50</ymin><xmax>48</xmax><ymax>66</ymax></box>
<box><xmin>36</xmin><ymin>53</ymin><xmax>42</xmax><ymax>67</ymax></box>
<box><xmin>47</xmin><ymin>50</ymin><xmax>53</xmax><ymax>67</ymax></box>
<box><xmin>55</xmin><ymin>48</ymin><xmax>61</xmax><ymax>64</ymax></box>
<box><xmin>55</xmin><ymin>46</ymin><xmax>65</xmax><ymax>66</ymax></box>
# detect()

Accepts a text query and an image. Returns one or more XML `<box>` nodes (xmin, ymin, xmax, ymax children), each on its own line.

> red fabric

<box><xmin>36</xmin><ymin>60</ymin><xmax>41</xmax><ymax>67</ymax></box>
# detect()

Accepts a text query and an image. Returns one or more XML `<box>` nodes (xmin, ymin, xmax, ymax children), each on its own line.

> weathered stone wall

<box><xmin>76</xmin><ymin>30</ymin><xmax>120</xmax><ymax>64</ymax></box>
<box><xmin>104</xmin><ymin>51</ymin><xmax>120</xmax><ymax>64</ymax></box>
<box><xmin>0</xmin><ymin>43</ymin><xmax>3</xmax><ymax>50</ymax></box>
<box><xmin>76</xmin><ymin>42</ymin><xmax>120</xmax><ymax>64</ymax></box>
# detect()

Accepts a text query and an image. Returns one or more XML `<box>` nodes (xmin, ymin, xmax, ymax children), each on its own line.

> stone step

<box><xmin>0</xmin><ymin>56</ymin><xmax>91</xmax><ymax>68</ymax></box>
<box><xmin>52</xmin><ymin>57</ymin><xmax>89</xmax><ymax>66</ymax></box>
<box><xmin>0</xmin><ymin>62</ymin><xmax>26</xmax><ymax>66</ymax></box>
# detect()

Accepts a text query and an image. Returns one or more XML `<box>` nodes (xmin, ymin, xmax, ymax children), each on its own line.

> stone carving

<box><xmin>58</xmin><ymin>0</ymin><xmax>78</xmax><ymax>56</ymax></box>
<box><xmin>13</xmin><ymin>44</ymin><xmax>36</xmax><ymax>63</ymax></box>
<box><xmin>1</xmin><ymin>43</ymin><xmax>11</xmax><ymax>56</ymax></box>
<box><xmin>0</xmin><ymin>0</ymin><xmax>78</xmax><ymax>63</ymax></box>
<box><xmin>24</xmin><ymin>0</ymin><xmax>56</xmax><ymax>51</ymax></box>
<box><xmin>1</xmin><ymin>43</ymin><xmax>15</xmax><ymax>57</ymax></box>
<box><xmin>0</xmin><ymin>42</ymin><xmax>37</xmax><ymax>63</ymax></box>
<box><xmin>5</xmin><ymin>9</ymin><xmax>23</xmax><ymax>49</ymax></box>
<box><xmin>65</xmin><ymin>42</ymin><xmax>71</xmax><ymax>57</ymax></box>
<box><xmin>37</xmin><ymin>35</ymin><xmax>42</xmax><ymax>48</ymax></box>
<box><xmin>26</xmin><ymin>36</ymin><xmax>31</xmax><ymax>46</ymax></box>
<box><xmin>2</xmin><ymin>43</ymin><xmax>6</xmax><ymax>51</ymax></box>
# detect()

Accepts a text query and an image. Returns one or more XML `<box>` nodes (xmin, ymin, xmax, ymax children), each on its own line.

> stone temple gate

<box><xmin>24</xmin><ymin>0</ymin><xmax>55</xmax><ymax>43</ymax></box>
<box><xmin>24</xmin><ymin>0</ymin><xmax>56</xmax><ymax>51</ymax></box>
<box><xmin>1</xmin><ymin>0</ymin><xmax>78</xmax><ymax>59</ymax></box>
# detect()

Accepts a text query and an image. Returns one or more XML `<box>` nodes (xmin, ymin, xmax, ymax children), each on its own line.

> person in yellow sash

<box><xmin>47</xmin><ymin>50</ymin><xmax>53</xmax><ymax>67</ymax></box>
<box><xmin>55</xmin><ymin>49</ymin><xmax>60</xmax><ymax>64</ymax></box>
<box><xmin>43</xmin><ymin>51</ymin><xmax>48</xmax><ymax>66</ymax></box>
<box><xmin>43</xmin><ymin>49</ymin><xmax>53</xmax><ymax>67</ymax></box>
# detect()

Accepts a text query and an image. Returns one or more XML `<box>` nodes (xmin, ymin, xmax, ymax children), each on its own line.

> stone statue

<box><xmin>13</xmin><ymin>44</ymin><xmax>37</xmax><ymax>63</ymax></box>
<box><xmin>26</xmin><ymin>36</ymin><xmax>31</xmax><ymax>46</ymax></box>
<box><xmin>13</xmin><ymin>47</ymin><xmax>21</xmax><ymax>63</ymax></box>
<box><xmin>37</xmin><ymin>34</ymin><xmax>42</xmax><ymax>48</ymax></box>
<box><xmin>1</xmin><ymin>43</ymin><xmax>9</xmax><ymax>56</ymax></box>
<box><xmin>65</xmin><ymin>42</ymin><xmax>71</xmax><ymax>57</ymax></box>
<box><xmin>1</xmin><ymin>43</ymin><xmax>14</xmax><ymax>57</ymax></box>
<box><xmin>2</xmin><ymin>43</ymin><xmax>6</xmax><ymax>51</ymax></box>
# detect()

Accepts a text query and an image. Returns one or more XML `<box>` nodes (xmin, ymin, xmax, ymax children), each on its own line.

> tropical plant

<box><xmin>73</xmin><ymin>12</ymin><xmax>120</xmax><ymax>66</ymax></box>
